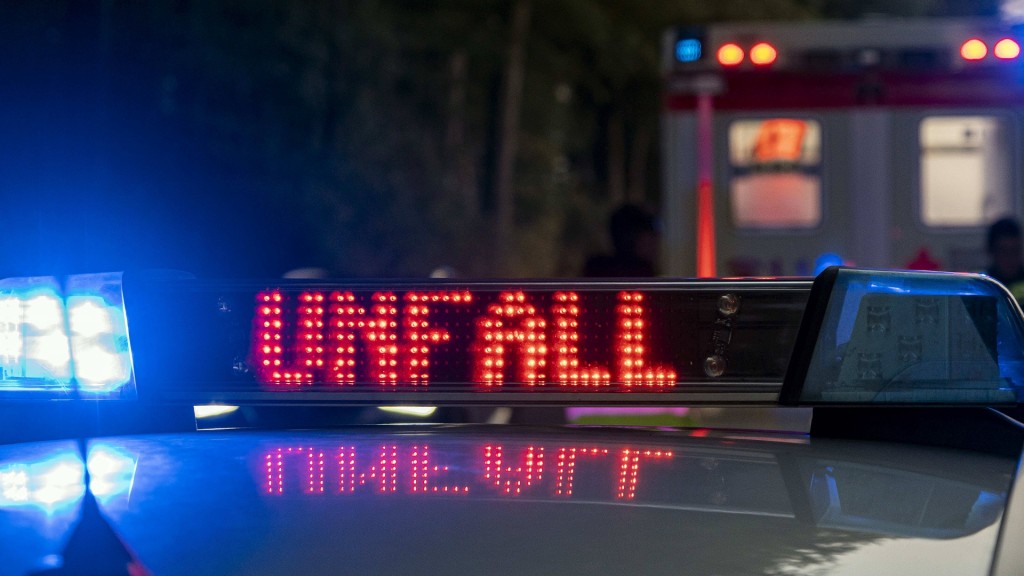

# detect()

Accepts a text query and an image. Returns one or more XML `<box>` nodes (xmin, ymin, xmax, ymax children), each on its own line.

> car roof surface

<box><xmin>0</xmin><ymin>425</ymin><xmax>1014</xmax><ymax>575</ymax></box>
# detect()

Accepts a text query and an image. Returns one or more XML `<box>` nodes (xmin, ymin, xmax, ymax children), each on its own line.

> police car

<box><xmin>0</xmin><ymin>267</ymin><xmax>1022</xmax><ymax>575</ymax></box>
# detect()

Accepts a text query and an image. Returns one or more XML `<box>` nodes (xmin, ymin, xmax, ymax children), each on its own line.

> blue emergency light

<box><xmin>0</xmin><ymin>268</ymin><xmax>1021</xmax><ymax>406</ymax></box>
<box><xmin>0</xmin><ymin>273</ymin><xmax>134</xmax><ymax>400</ymax></box>
<box><xmin>675</xmin><ymin>38</ymin><xmax>702</xmax><ymax>63</ymax></box>
<box><xmin>782</xmin><ymin>268</ymin><xmax>1024</xmax><ymax>405</ymax></box>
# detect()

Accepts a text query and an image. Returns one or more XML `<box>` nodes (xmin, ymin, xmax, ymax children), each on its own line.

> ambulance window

<box><xmin>919</xmin><ymin>116</ymin><xmax>1012</xmax><ymax>227</ymax></box>
<box><xmin>728</xmin><ymin>119</ymin><xmax>822</xmax><ymax>229</ymax></box>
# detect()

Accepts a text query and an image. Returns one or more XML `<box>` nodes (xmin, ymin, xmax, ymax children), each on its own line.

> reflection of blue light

<box><xmin>0</xmin><ymin>449</ymin><xmax>84</xmax><ymax>518</ymax></box>
<box><xmin>676</xmin><ymin>38</ymin><xmax>702</xmax><ymax>62</ymax></box>
<box><xmin>86</xmin><ymin>443</ymin><xmax>138</xmax><ymax>506</ymax></box>
<box><xmin>0</xmin><ymin>442</ymin><xmax>137</xmax><ymax>518</ymax></box>
<box><xmin>814</xmin><ymin>253</ymin><xmax>844</xmax><ymax>276</ymax></box>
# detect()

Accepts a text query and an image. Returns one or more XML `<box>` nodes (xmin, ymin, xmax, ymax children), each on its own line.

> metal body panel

<box><xmin>992</xmin><ymin>446</ymin><xmax>1024</xmax><ymax>576</ymax></box>
<box><xmin>0</xmin><ymin>426</ymin><xmax>1014</xmax><ymax>575</ymax></box>
<box><xmin>661</xmin><ymin>113</ymin><xmax>698</xmax><ymax>276</ymax></box>
<box><xmin>848</xmin><ymin>109</ymin><xmax>892</xmax><ymax>269</ymax></box>
<box><xmin>661</xmin><ymin>106</ymin><xmax>1024</xmax><ymax>277</ymax></box>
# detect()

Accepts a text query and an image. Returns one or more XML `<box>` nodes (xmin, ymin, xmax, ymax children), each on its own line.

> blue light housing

<box><xmin>676</xmin><ymin>38</ymin><xmax>702</xmax><ymax>63</ymax></box>
<box><xmin>0</xmin><ymin>273</ymin><xmax>134</xmax><ymax>399</ymax></box>
<box><xmin>782</xmin><ymin>268</ymin><xmax>1024</xmax><ymax>405</ymax></box>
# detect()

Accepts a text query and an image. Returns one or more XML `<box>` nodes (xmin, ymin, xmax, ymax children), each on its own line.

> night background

<box><xmin>0</xmin><ymin>0</ymin><xmax>1001</xmax><ymax>279</ymax></box>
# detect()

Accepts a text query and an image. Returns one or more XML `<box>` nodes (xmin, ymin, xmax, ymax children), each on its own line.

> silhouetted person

<box><xmin>583</xmin><ymin>204</ymin><xmax>658</xmax><ymax>277</ymax></box>
<box><xmin>985</xmin><ymin>217</ymin><xmax>1024</xmax><ymax>300</ymax></box>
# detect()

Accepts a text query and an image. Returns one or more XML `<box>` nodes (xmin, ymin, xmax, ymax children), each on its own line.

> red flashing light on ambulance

<box><xmin>961</xmin><ymin>38</ymin><xmax>988</xmax><ymax>60</ymax></box>
<box><xmin>994</xmin><ymin>38</ymin><xmax>1021</xmax><ymax>60</ymax></box>
<box><xmin>716</xmin><ymin>43</ymin><xmax>744</xmax><ymax>66</ymax></box>
<box><xmin>960</xmin><ymin>37</ymin><xmax>1022</xmax><ymax>61</ymax></box>
<box><xmin>713</xmin><ymin>42</ymin><xmax>777</xmax><ymax>67</ymax></box>
<box><xmin>749</xmin><ymin>42</ymin><xmax>778</xmax><ymax>66</ymax></box>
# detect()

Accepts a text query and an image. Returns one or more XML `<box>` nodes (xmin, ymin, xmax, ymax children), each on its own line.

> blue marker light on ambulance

<box><xmin>814</xmin><ymin>252</ymin><xmax>844</xmax><ymax>275</ymax></box>
<box><xmin>676</xmin><ymin>38</ymin><xmax>702</xmax><ymax>63</ymax></box>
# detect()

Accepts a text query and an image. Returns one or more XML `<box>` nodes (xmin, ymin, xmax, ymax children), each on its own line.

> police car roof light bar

<box><xmin>1</xmin><ymin>268</ymin><xmax>1022</xmax><ymax>407</ymax></box>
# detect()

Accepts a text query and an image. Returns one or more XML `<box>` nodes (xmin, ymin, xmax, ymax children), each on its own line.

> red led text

<box><xmin>252</xmin><ymin>289</ymin><xmax>676</xmax><ymax>386</ymax></box>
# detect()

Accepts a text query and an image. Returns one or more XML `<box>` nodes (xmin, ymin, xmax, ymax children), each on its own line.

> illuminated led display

<box><xmin>293</xmin><ymin>292</ymin><xmax>325</xmax><ymax>382</ymax></box>
<box><xmin>327</xmin><ymin>291</ymin><xmax>362</xmax><ymax>384</ymax></box>
<box><xmin>475</xmin><ymin>292</ymin><xmax>546</xmax><ymax>385</ymax></box>
<box><xmin>616</xmin><ymin>292</ymin><xmax>675</xmax><ymax>386</ymax></box>
<box><xmin>552</xmin><ymin>292</ymin><xmax>609</xmax><ymax>385</ymax></box>
<box><xmin>248</xmin><ymin>288</ymin><xmax>722</xmax><ymax>390</ymax></box>
<box><xmin>124</xmin><ymin>277</ymin><xmax>808</xmax><ymax>402</ymax></box>
<box><xmin>403</xmin><ymin>292</ymin><xmax>468</xmax><ymax>383</ymax></box>
<box><xmin>254</xmin><ymin>291</ymin><xmax>286</xmax><ymax>383</ymax></box>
